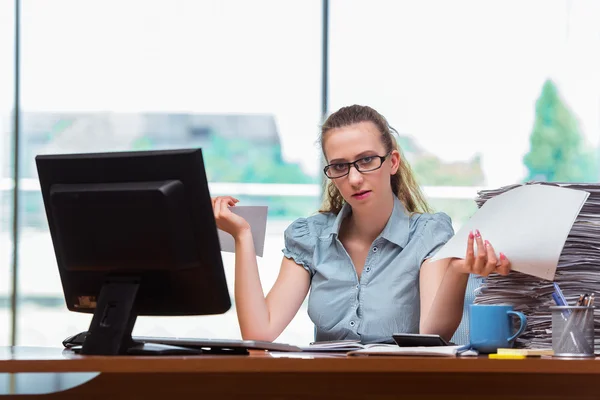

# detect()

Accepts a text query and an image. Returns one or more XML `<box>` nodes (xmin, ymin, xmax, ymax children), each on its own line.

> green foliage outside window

<box><xmin>523</xmin><ymin>79</ymin><xmax>598</xmax><ymax>183</ymax></box>
<box><xmin>202</xmin><ymin>135</ymin><xmax>317</xmax><ymax>185</ymax></box>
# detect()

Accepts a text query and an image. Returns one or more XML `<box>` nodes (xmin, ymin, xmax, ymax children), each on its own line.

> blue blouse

<box><xmin>282</xmin><ymin>196</ymin><xmax>454</xmax><ymax>344</ymax></box>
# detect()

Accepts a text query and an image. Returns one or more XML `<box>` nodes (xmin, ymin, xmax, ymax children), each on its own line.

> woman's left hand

<box><xmin>450</xmin><ymin>229</ymin><xmax>511</xmax><ymax>277</ymax></box>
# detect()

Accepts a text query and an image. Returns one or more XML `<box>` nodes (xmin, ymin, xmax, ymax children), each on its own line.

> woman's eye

<box><xmin>359</xmin><ymin>156</ymin><xmax>374</xmax><ymax>164</ymax></box>
<box><xmin>333</xmin><ymin>164</ymin><xmax>347</xmax><ymax>171</ymax></box>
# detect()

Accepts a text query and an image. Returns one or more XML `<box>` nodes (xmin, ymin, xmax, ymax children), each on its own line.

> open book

<box><xmin>300</xmin><ymin>340</ymin><xmax>475</xmax><ymax>357</ymax></box>
<box><xmin>300</xmin><ymin>340</ymin><xmax>398</xmax><ymax>352</ymax></box>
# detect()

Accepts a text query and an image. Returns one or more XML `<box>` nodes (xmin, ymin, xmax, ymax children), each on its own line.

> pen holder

<box><xmin>550</xmin><ymin>306</ymin><xmax>595</xmax><ymax>358</ymax></box>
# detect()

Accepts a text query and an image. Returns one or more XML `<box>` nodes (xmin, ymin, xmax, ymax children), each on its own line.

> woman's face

<box><xmin>323</xmin><ymin>121</ymin><xmax>400</xmax><ymax>208</ymax></box>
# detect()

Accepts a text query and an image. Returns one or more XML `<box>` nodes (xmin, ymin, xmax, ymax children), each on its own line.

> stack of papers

<box><xmin>471</xmin><ymin>182</ymin><xmax>600</xmax><ymax>351</ymax></box>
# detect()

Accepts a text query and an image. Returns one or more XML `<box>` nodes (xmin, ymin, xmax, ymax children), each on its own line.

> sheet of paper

<box><xmin>430</xmin><ymin>184</ymin><xmax>589</xmax><ymax>281</ymax></box>
<box><xmin>217</xmin><ymin>206</ymin><xmax>268</xmax><ymax>257</ymax></box>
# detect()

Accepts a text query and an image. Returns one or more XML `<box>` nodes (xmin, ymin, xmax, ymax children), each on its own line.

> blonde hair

<box><xmin>319</xmin><ymin>105</ymin><xmax>431</xmax><ymax>214</ymax></box>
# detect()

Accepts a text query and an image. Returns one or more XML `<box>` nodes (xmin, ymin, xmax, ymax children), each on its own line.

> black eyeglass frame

<box><xmin>323</xmin><ymin>152</ymin><xmax>392</xmax><ymax>179</ymax></box>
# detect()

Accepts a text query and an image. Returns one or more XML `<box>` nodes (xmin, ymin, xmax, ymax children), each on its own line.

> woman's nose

<box><xmin>347</xmin><ymin>165</ymin><xmax>363</xmax><ymax>184</ymax></box>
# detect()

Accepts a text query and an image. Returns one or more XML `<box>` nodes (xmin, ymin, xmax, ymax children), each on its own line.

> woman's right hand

<box><xmin>212</xmin><ymin>196</ymin><xmax>251</xmax><ymax>239</ymax></box>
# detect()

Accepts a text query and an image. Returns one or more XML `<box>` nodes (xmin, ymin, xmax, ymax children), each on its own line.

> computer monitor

<box><xmin>35</xmin><ymin>148</ymin><xmax>231</xmax><ymax>356</ymax></box>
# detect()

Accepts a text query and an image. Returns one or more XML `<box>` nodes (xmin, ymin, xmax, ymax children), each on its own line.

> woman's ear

<box><xmin>390</xmin><ymin>150</ymin><xmax>401</xmax><ymax>175</ymax></box>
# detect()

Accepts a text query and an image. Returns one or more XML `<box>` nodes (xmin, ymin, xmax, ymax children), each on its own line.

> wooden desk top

<box><xmin>2</xmin><ymin>347</ymin><xmax>600</xmax><ymax>399</ymax></box>
<box><xmin>0</xmin><ymin>346</ymin><xmax>599</xmax><ymax>374</ymax></box>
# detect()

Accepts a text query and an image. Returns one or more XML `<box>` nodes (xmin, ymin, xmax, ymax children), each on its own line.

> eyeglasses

<box><xmin>323</xmin><ymin>152</ymin><xmax>391</xmax><ymax>179</ymax></box>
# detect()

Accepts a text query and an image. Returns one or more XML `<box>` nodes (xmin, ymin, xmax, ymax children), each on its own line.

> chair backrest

<box><xmin>450</xmin><ymin>274</ymin><xmax>483</xmax><ymax>345</ymax></box>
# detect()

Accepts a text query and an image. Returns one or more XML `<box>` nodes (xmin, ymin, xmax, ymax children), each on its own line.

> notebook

<box><xmin>347</xmin><ymin>345</ymin><xmax>475</xmax><ymax>357</ymax></box>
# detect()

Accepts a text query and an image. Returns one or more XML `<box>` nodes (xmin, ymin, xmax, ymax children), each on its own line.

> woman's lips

<box><xmin>352</xmin><ymin>190</ymin><xmax>371</xmax><ymax>200</ymax></box>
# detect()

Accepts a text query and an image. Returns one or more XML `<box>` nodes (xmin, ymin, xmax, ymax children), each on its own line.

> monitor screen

<box><xmin>36</xmin><ymin>148</ymin><xmax>231</xmax><ymax>355</ymax></box>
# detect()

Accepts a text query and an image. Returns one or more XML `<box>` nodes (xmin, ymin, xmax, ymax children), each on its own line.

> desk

<box><xmin>1</xmin><ymin>347</ymin><xmax>600</xmax><ymax>399</ymax></box>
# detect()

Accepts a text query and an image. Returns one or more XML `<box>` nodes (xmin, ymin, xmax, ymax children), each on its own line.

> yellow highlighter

<box><xmin>489</xmin><ymin>354</ymin><xmax>526</xmax><ymax>360</ymax></box>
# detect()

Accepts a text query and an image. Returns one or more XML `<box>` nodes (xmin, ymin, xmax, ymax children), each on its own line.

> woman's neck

<box><xmin>345</xmin><ymin>193</ymin><xmax>395</xmax><ymax>243</ymax></box>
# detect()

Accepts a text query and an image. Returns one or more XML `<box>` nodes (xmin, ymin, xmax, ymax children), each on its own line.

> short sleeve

<box><xmin>417</xmin><ymin>212</ymin><xmax>454</xmax><ymax>266</ymax></box>
<box><xmin>282</xmin><ymin>218</ymin><xmax>315</xmax><ymax>276</ymax></box>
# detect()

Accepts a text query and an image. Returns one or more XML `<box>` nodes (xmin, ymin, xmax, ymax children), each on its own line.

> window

<box><xmin>0</xmin><ymin>0</ymin><xmax>15</xmax><ymax>346</ymax></box>
<box><xmin>12</xmin><ymin>0</ymin><xmax>599</xmax><ymax>349</ymax></box>
<box><xmin>18</xmin><ymin>0</ymin><xmax>322</xmax><ymax>346</ymax></box>
<box><xmin>330</xmin><ymin>0</ymin><xmax>600</xmax><ymax>229</ymax></box>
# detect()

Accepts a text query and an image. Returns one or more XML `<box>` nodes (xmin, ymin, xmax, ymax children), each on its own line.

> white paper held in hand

<box><xmin>429</xmin><ymin>184</ymin><xmax>589</xmax><ymax>281</ymax></box>
<box><xmin>217</xmin><ymin>206</ymin><xmax>268</xmax><ymax>257</ymax></box>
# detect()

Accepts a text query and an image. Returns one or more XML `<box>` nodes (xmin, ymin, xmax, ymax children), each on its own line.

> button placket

<box><xmin>364</xmin><ymin>241</ymin><xmax>380</xmax><ymax>276</ymax></box>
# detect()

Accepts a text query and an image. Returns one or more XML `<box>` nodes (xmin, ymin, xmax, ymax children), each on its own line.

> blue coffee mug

<box><xmin>469</xmin><ymin>304</ymin><xmax>527</xmax><ymax>354</ymax></box>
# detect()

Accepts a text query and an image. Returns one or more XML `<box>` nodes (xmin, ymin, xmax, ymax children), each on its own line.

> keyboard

<box><xmin>136</xmin><ymin>336</ymin><xmax>303</xmax><ymax>353</ymax></box>
<box><xmin>63</xmin><ymin>331</ymin><xmax>303</xmax><ymax>354</ymax></box>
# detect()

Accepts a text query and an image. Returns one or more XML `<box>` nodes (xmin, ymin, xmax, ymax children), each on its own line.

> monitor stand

<box><xmin>80</xmin><ymin>278</ymin><xmax>202</xmax><ymax>356</ymax></box>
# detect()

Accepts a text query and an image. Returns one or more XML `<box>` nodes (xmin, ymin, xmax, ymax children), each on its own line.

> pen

<box><xmin>552</xmin><ymin>293</ymin><xmax>570</xmax><ymax>319</ymax></box>
<box><xmin>556</xmin><ymin>293</ymin><xmax>594</xmax><ymax>355</ymax></box>
<box><xmin>553</xmin><ymin>283</ymin><xmax>569</xmax><ymax>307</ymax></box>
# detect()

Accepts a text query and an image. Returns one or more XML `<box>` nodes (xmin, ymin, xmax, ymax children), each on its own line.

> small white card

<box><xmin>217</xmin><ymin>206</ymin><xmax>268</xmax><ymax>257</ymax></box>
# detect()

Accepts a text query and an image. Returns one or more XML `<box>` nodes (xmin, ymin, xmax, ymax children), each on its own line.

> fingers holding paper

<box><xmin>211</xmin><ymin>195</ymin><xmax>239</xmax><ymax>208</ymax></box>
<box><xmin>451</xmin><ymin>229</ymin><xmax>511</xmax><ymax>277</ymax></box>
<box><xmin>211</xmin><ymin>196</ymin><xmax>250</xmax><ymax>238</ymax></box>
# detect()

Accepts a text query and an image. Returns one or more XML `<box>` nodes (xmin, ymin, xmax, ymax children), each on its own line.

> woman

<box><xmin>212</xmin><ymin>105</ymin><xmax>511</xmax><ymax>343</ymax></box>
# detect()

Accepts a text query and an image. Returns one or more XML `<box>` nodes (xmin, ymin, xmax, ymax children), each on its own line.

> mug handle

<box><xmin>507</xmin><ymin>310</ymin><xmax>527</xmax><ymax>342</ymax></box>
